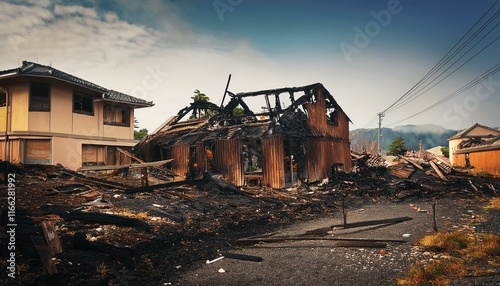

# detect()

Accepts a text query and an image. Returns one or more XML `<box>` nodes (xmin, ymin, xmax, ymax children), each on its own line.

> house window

<box><xmin>29</xmin><ymin>82</ymin><xmax>50</xmax><ymax>111</ymax></box>
<box><xmin>82</xmin><ymin>144</ymin><xmax>106</xmax><ymax>166</ymax></box>
<box><xmin>73</xmin><ymin>91</ymin><xmax>94</xmax><ymax>115</ymax></box>
<box><xmin>327</xmin><ymin>108</ymin><xmax>338</xmax><ymax>126</ymax></box>
<box><xmin>25</xmin><ymin>139</ymin><xmax>51</xmax><ymax>164</ymax></box>
<box><xmin>0</xmin><ymin>91</ymin><xmax>6</xmax><ymax>107</ymax></box>
<box><xmin>104</xmin><ymin>104</ymin><xmax>130</xmax><ymax>126</ymax></box>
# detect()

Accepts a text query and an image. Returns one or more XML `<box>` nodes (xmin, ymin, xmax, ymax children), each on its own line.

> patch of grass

<box><xmin>466</xmin><ymin>233</ymin><xmax>500</xmax><ymax>262</ymax></box>
<box><xmin>96</xmin><ymin>262</ymin><xmax>108</xmax><ymax>278</ymax></box>
<box><xmin>484</xmin><ymin>197</ymin><xmax>500</xmax><ymax>210</ymax></box>
<box><xmin>401</xmin><ymin>230</ymin><xmax>500</xmax><ymax>285</ymax></box>
<box><xmin>417</xmin><ymin>231</ymin><xmax>470</xmax><ymax>255</ymax></box>
<box><xmin>117</xmin><ymin>208</ymin><xmax>149</xmax><ymax>219</ymax></box>
<box><xmin>397</xmin><ymin>260</ymin><xmax>465</xmax><ymax>286</ymax></box>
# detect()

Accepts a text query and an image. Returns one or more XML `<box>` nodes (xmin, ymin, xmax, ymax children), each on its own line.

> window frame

<box><xmin>29</xmin><ymin>82</ymin><xmax>51</xmax><ymax>112</ymax></box>
<box><xmin>73</xmin><ymin>91</ymin><xmax>94</xmax><ymax>115</ymax></box>
<box><xmin>103</xmin><ymin>104</ymin><xmax>131</xmax><ymax>127</ymax></box>
<box><xmin>0</xmin><ymin>91</ymin><xmax>6</xmax><ymax>107</ymax></box>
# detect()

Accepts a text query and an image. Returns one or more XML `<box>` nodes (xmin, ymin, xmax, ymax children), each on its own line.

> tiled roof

<box><xmin>454</xmin><ymin>134</ymin><xmax>500</xmax><ymax>153</ymax></box>
<box><xmin>449</xmin><ymin>123</ymin><xmax>500</xmax><ymax>140</ymax></box>
<box><xmin>0</xmin><ymin>61</ymin><xmax>154</xmax><ymax>107</ymax></box>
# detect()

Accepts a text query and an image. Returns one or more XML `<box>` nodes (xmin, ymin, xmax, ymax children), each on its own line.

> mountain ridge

<box><xmin>350</xmin><ymin>124</ymin><xmax>458</xmax><ymax>153</ymax></box>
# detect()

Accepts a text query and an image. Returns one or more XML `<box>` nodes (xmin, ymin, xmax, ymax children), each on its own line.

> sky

<box><xmin>0</xmin><ymin>0</ymin><xmax>499</xmax><ymax>133</ymax></box>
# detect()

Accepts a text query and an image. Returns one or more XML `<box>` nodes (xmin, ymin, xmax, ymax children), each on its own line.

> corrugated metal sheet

<box><xmin>196</xmin><ymin>142</ymin><xmax>207</xmax><ymax>172</ymax></box>
<box><xmin>305</xmin><ymin>139</ymin><xmax>351</xmax><ymax>182</ymax></box>
<box><xmin>170</xmin><ymin>144</ymin><xmax>190</xmax><ymax>177</ymax></box>
<box><xmin>261</xmin><ymin>136</ymin><xmax>285</xmax><ymax>188</ymax></box>
<box><xmin>303</xmin><ymin>89</ymin><xmax>349</xmax><ymax>140</ymax></box>
<box><xmin>214</xmin><ymin>139</ymin><xmax>244</xmax><ymax>186</ymax></box>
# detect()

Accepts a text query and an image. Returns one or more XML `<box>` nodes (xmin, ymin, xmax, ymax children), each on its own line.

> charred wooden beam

<box><xmin>77</xmin><ymin>159</ymin><xmax>173</xmax><ymax>172</ymax></box>
<box><xmin>332</xmin><ymin>241</ymin><xmax>387</xmax><ymax>248</ymax></box>
<box><xmin>50</xmin><ymin>209</ymin><xmax>150</xmax><ymax>231</ymax></box>
<box><xmin>40</xmin><ymin>221</ymin><xmax>63</xmax><ymax>254</ymax></box>
<box><xmin>398</xmin><ymin>156</ymin><xmax>424</xmax><ymax>170</ymax></box>
<box><xmin>57</xmin><ymin>165</ymin><xmax>132</xmax><ymax>190</ymax></box>
<box><xmin>124</xmin><ymin>179</ymin><xmax>207</xmax><ymax>194</ymax></box>
<box><xmin>429</xmin><ymin>161</ymin><xmax>448</xmax><ymax>181</ymax></box>
<box><xmin>116</xmin><ymin>147</ymin><xmax>177</xmax><ymax>177</ymax></box>
<box><xmin>328</xmin><ymin>216</ymin><xmax>413</xmax><ymax>229</ymax></box>
<box><xmin>236</xmin><ymin>236</ymin><xmax>406</xmax><ymax>244</ymax></box>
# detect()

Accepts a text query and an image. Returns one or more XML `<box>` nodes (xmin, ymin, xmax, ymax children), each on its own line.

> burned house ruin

<box><xmin>135</xmin><ymin>83</ymin><xmax>351</xmax><ymax>188</ymax></box>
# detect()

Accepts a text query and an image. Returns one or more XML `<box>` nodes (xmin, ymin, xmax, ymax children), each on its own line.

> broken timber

<box><xmin>77</xmin><ymin>159</ymin><xmax>173</xmax><ymax>172</ymax></box>
<box><xmin>429</xmin><ymin>161</ymin><xmax>448</xmax><ymax>181</ymax></box>
<box><xmin>236</xmin><ymin>236</ymin><xmax>406</xmax><ymax>245</ymax></box>
<box><xmin>302</xmin><ymin>216</ymin><xmax>413</xmax><ymax>236</ymax></box>
<box><xmin>49</xmin><ymin>209</ymin><xmax>150</xmax><ymax>231</ymax></box>
<box><xmin>57</xmin><ymin>165</ymin><xmax>132</xmax><ymax>190</ymax></box>
<box><xmin>116</xmin><ymin>147</ymin><xmax>177</xmax><ymax>177</ymax></box>
<box><xmin>398</xmin><ymin>155</ymin><xmax>424</xmax><ymax>170</ymax></box>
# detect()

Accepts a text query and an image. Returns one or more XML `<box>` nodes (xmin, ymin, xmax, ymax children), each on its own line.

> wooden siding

<box><xmin>302</xmin><ymin>89</ymin><xmax>349</xmax><ymax>139</ymax></box>
<box><xmin>0</xmin><ymin>139</ymin><xmax>22</xmax><ymax>163</ymax></box>
<box><xmin>453</xmin><ymin>149</ymin><xmax>500</xmax><ymax>176</ymax></box>
<box><xmin>214</xmin><ymin>139</ymin><xmax>244</xmax><ymax>186</ymax></box>
<box><xmin>305</xmin><ymin>139</ymin><xmax>351</xmax><ymax>182</ymax></box>
<box><xmin>82</xmin><ymin>145</ymin><xmax>105</xmax><ymax>165</ymax></box>
<box><xmin>170</xmin><ymin>144</ymin><xmax>190</xmax><ymax>178</ymax></box>
<box><xmin>196</xmin><ymin>142</ymin><xmax>207</xmax><ymax>173</ymax></box>
<box><xmin>261</xmin><ymin>136</ymin><xmax>285</xmax><ymax>188</ymax></box>
<box><xmin>25</xmin><ymin>139</ymin><xmax>51</xmax><ymax>164</ymax></box>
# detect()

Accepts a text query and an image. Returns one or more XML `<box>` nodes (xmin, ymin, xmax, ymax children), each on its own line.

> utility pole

<box><xmin>377</xmin><ymin>112</ymin><xmax>384</xmax><ymax>154</ymax></box>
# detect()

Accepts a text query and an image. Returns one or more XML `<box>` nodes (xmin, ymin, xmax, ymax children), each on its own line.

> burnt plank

<box><xmin>329</xmin><ymin>216</ymin><xmax>413</xmax><ymax>229</ymax></box>
<box><xmin>40</xmin><ymin>221</ymin><xmax>63</xmax><ymax>254</ymax></box>
<box><xmin>31</xmin><ymin>235</ymin><xmax>58</xmax><ymax>275</ymax></box>
<box><xmin>52</xmin><ymin>209</ymin><xmax>150</xmax><ymax>231</ymax></box>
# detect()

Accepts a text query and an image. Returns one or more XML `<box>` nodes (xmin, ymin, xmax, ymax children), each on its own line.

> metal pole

<box><xmin>377</xmin><ymin>112</ymin><xmax>384</xmax><ymax>154</ymax></box>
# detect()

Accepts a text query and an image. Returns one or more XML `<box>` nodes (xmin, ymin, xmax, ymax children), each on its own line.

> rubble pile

<box><xmin>0</xmin><ymin>158</ymin><xmax>498</xmax><ymax>285</ymax></box>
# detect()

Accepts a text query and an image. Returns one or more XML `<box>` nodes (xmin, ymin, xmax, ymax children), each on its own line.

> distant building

<box><xmin>0</xmin><ymin>61</ymin><xmax>154</xmax><ymax>170</ymax></box>
<box><xmin>426</xmin><ymin>146</ymin><xmax>445</xmax><ymax>157</ymax></box>
<box><xmin>448</xmin><ymin>123</ymin><xmax>500</xmax><ymax>165</ymax></box>
<box><xmin>448</xmin><ymin>123</ymin><xmax>500</xmax><ymax>176</ymax></box>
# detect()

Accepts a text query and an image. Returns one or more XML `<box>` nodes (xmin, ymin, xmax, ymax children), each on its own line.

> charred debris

<box><xmin>134</xmin><ymin>83</ymin><xmax>352</xmax><ymax>189</ymax></box>
<box><xmin>1</xmin><ymin>83</ymin><xmax>499</xmax><ymax>285</ymax></box>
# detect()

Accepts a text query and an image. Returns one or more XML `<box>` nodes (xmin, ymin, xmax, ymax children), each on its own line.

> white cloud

<box><xmin>1</xmin><ymin>1</ymin><xmax>496</xmax><ymax>133</ymax></box>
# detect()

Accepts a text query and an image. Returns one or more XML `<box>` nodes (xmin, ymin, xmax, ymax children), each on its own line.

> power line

<box><xmin>387</xmin><ymin>13</ymin><xmax>500</xmax><ymax>113</ymax></box>
<box><xmin>380</xmin><ymin>0</ymin><xmax>499</xmax><ymax>115</ymax></box>
<box><xmin>385</xmin><ymin>62</ymin><xmax>500</xmax><ymax>127</ymax></box>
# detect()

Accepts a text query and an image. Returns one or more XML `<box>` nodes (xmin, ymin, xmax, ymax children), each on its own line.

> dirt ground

<box><xmin>177</xmin><ymin>196</ymin><xmax>500</xmax><ymax>286</ymax></box>
<box><xmin>0</xmin><ymin>163</ymin><xmax>499</xmax><ymax>285</ymax></box>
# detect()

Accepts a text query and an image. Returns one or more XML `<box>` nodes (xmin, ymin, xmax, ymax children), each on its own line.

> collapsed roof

<box><xmin>137</xmin><ymin>82</ymin><xmax>351</xmax><ymax>149</ymax></box>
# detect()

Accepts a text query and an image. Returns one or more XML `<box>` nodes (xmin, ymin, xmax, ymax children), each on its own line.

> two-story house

<box><xmin>0</xmin><ymin>61</ymin><xmax>154</xmax><ymax>170</ymax></box>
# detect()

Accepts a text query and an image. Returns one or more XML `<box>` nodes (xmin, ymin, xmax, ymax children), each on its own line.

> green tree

<box><xmin>440</xmin><ymin>147</ymin><xmax>450</xmax><ymax>158</ymax></box>
<box><xmin>191</xmin><ymin>89</ymin><xmax>209</xmax><ymax>102</ymax></box>
<box><xmin>189</xmin><ymin>89</ymin><xmax>219</xmax><ymax>119</ymax></box>
<box><xmin>232</xmin><ymin>107</ymin><xmax>245</xmax><ymax>116</ymax></box>
<box><xmin>389</xmin><ymin>136</ymin><xmax>406</xmax><ymax>156</ymax></box>
<box><xmin>133</xmin><ymin>118</ymin><xmax>148</xmax><ymax>140</ymax></box>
